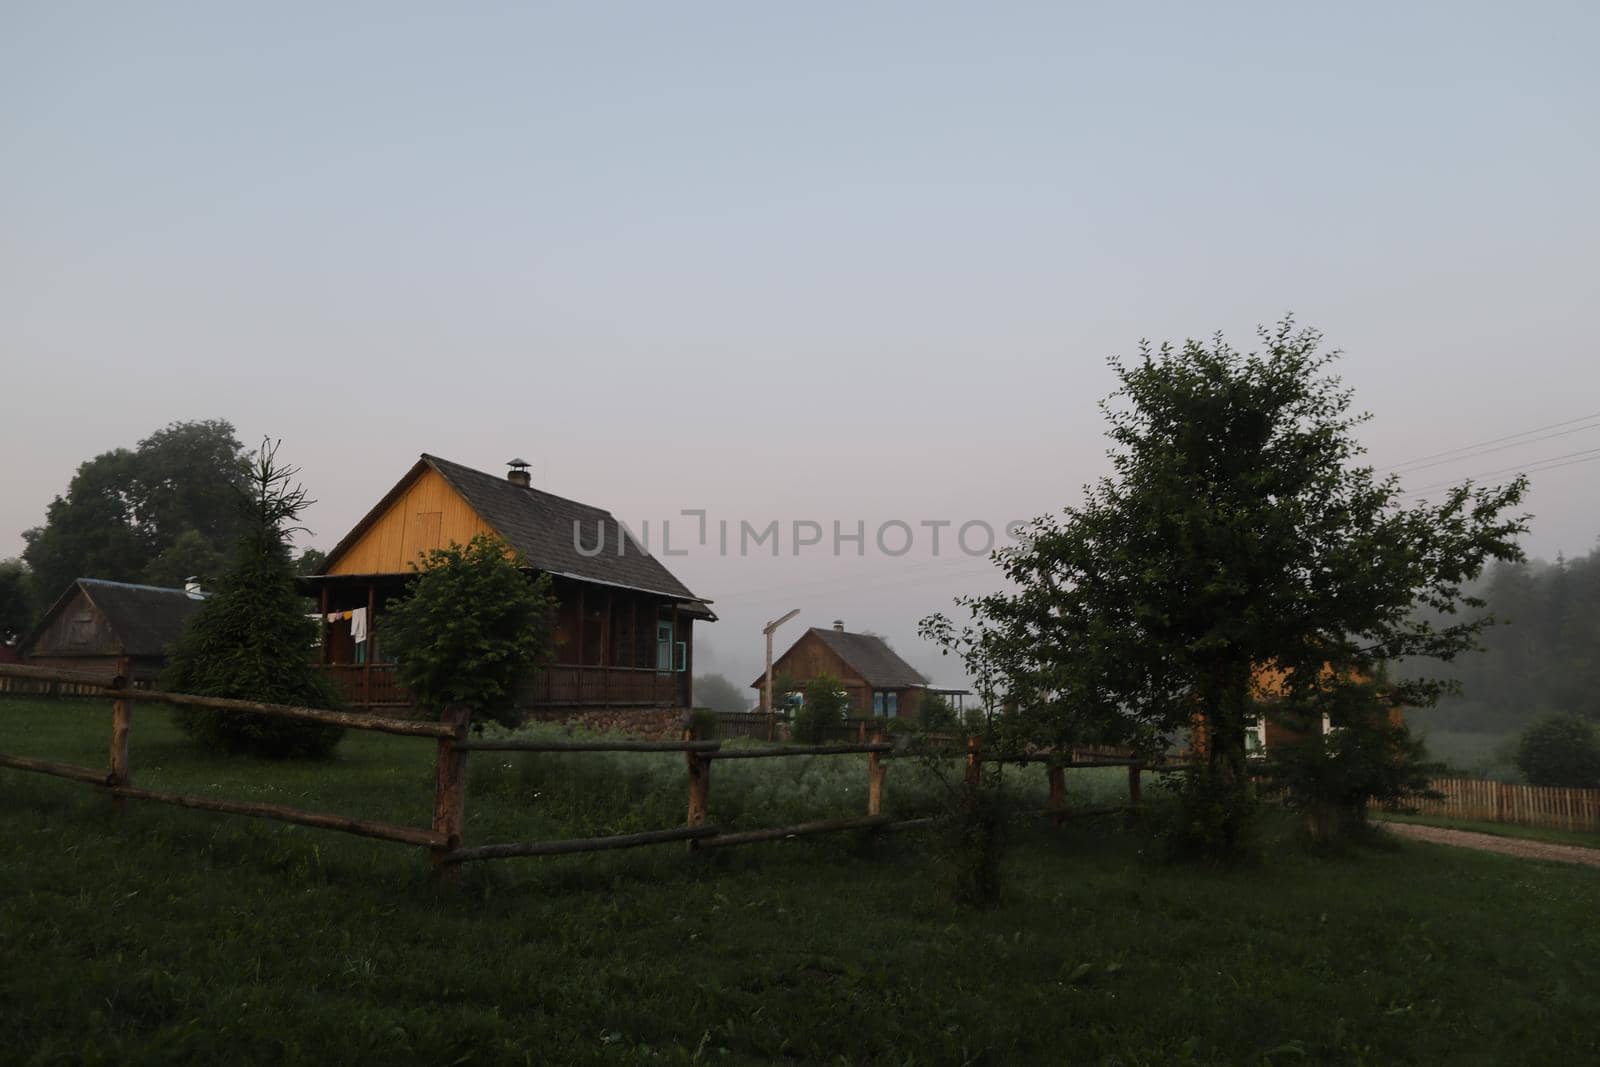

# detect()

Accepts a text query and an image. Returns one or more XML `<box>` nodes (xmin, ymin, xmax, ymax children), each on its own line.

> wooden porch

<box><xmin>318</xmin><ymin>662</ymin><xmax>682</xmax><ymax>712</ymax></box>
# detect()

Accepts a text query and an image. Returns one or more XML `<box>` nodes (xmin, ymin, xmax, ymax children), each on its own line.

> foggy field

<box><xmin>2</xmin><ymin>698</ymin><xmax>1597</xmax><ymax>1065</ymax></box>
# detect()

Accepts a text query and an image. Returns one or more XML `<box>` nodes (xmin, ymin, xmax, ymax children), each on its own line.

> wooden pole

<box><xmin>1047</xmin><ymin>764</ymin><xmax>1066</xmax><ymax>828</ymax></box>
<box><xmin>363</xmin><ymin>581</ymin><xmax>376</xmax><ymax>708</ymax></box>
<box><xmin>431</xmin><ymin>704</ymin><xmax>472</xmax><ymax>881</ymax></box>
<box><xmin>867</xmin><ymin>731</ymin><xmax>886</xmax><ymax>817</ymax></box>
<box><xmin>964</xmin><ymin>735</ymin><xmax>982</xmax><ymax>789</ymax></box>
<box><xmin>108</xmin><ymin>656</ymin><xmax>132</xmax><ymax>814</ymax></box>
<box><xmin>685</xmin><ymin>725</ymin><xmax>710</xmax><ymax>846</ymax></box>
<box><xmin>1126</xmin><ymin>763</ymin><xmax>1142</xmax><ymax>827</ymax></box>
<box><xmin>318</xmin><ymin>585</ymin><xmax>330</xmax><ymax>664</ymax></box>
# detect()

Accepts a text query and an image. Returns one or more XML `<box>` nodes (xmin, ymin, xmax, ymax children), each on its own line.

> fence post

<box><xmin>108</xmin><ymin>656</ymin><xmax>132</xmax><ymax>813</ymax></box>
<box><xmin>867</xmin><ymin>731</ymin><xmax>886</xmax><ymax>817</ymax></box>
<box><xmin>685</xmin><ymin>726</ymin><xmax>710</xmax><ymax>849</ymax></box>
<box><xmin>1126</xmin><ymin>763</ymin><xmax>1142</xmax><ymax>827</ymax></box>
<box><xmin>1047</xmin><ymin>763</ymin><xmax>1066</xmax><ymax>828</ymax></box>
<box><xmin>431</xmin><ymin>704</ymin><xmax>471</xmax><ymax>881</ymax></box>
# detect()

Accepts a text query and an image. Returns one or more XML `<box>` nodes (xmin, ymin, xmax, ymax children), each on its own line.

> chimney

<box><xmin>833</xmin><ymin>619</ymin><xmax>845</xmax><ymax>632</ymax></box>
<box><xmin>183</xmin><ymin>577</ymin><xmax>205</xmax><ymax>600</ymax></box>
<box><xmin>506</xmin><ymin>458</ymin><xmax>532</xmax><ymax>488</ymax></box>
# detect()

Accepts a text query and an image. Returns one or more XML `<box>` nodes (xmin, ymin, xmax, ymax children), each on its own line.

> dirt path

<box><xmin>1386</xmin><ymin>822</ymin><xmax>1600</xmax><ymax>869</ymax></box>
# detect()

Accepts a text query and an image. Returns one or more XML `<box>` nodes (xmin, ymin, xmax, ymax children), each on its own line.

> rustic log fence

<box><xmin>1411</xmin><ymin>777</ymin><xmax>1600</xmax><ymax>832</ymax></box>
<box><xmin>0</xmin><ymin>663</ymin><xmax>1176</xmax><ymax>878</ymax></box>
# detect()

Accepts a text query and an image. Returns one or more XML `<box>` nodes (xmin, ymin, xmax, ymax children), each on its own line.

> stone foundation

<box><xmin>524</xmin><ymin>707</ymin><xmax>690</xmax><ymax>741</ymax></box>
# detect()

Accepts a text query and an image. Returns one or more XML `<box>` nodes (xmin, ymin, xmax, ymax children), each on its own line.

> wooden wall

<box><xmin>327</xmin><ymin>467</ymin><xmax>498</xmax><ymax>576</ymax></box>
<box><xmin>25</xmin><ymin>587</ymin><xmax>118</xmax><ymax>658</ymax></box>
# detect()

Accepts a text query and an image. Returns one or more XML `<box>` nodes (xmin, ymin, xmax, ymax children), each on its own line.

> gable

<box><xmin>753</xmin><ymin>631</ymin><xmax>862</xmax><ymax>689</ymax></box>
<box><xmin>326</xmin><ymin>466</ymin><xmax>497</xmax><ymax>576</ymax></box>
<box><xmin>25</xmin><ymin>587</ymin><xmax>116</xmax><ymax>657</ymax></box>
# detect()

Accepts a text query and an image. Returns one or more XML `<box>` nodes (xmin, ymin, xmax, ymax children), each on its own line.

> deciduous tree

<box><xmin>926</xmin><ymin>319</ymin><xmax>1527</xmax><ymax>856</ymax></box>
<box><xmin>381</xmin><ymin>534</ymin><xmax>557</xmax><ymax>730</ymax></box>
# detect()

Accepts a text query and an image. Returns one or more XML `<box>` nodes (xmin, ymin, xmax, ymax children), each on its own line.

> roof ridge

<box><xmin>421</xmin><ymin>454</ymin><xmax>623</xmax><ymax>517</ymax></box>
<box><xmin>78</xmin><ymin>578</ymin><xmax>191</xmax><ymax>595</ymax></box>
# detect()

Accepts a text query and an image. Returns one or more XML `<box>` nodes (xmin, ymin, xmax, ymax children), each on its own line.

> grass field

<box><xmin>2</xmin><ymin>697</ymin><xmax>1598</xmax><ymax>1065</ymax></box>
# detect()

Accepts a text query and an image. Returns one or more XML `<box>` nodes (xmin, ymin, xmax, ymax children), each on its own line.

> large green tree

<box><xmin>926</xmin><ymin>319</ymin><xmax>1527</xmax><ymax>854</ymax></box>
<box><xmin>0</xmin><ymin>559</ymin><xmax>34</xmax><ymax>647</ymax></box>
<box><xmin>22</xmin><ymin>420</ymin><xmax>248</xmax><ymax>598</ymax></box>
<box><xmin>163</xmin><ymin>440</ymin><xmax>344</xmax><ymax>758</ymax></box>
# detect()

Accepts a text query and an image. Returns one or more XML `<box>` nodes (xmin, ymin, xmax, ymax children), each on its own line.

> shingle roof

<box><xmin>755</xmin><ymin>627</ymin><xmax>928</xmax><ymax>689</ymax></box>
<box><xmin>68</xmin><ymin>579</ymin><xmax>204</xmax><ymax>657</ymax></box>
<box><xmin>323</xmin><ymin>454</ymin><xmax>704</xmax><ymax>604</ymax></box>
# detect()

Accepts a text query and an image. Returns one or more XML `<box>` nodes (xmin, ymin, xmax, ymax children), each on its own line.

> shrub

<box><xmin>918</xmin><ymin>691</ymin><xmax>959</xmax><ymax>733</ymax></box>
<box><xmin>1261</xmin><ymin>686</ymin><xmax>1444</xmax><ymax>845</ymax></box>
<box><xmin>793</xmin><ymin>674</ymin><xmax>849</xmax><ymax>744</ymax></box>
<box><xmin>1158</xmin><ymin>766</ymin><xmax>1261</xmax><ymax>861</ymax></box>
<box><xmin>381</xmin><ymin>534</ymin><xmax>557</xmax><ymax>730</ymax></box>
<box><xmin>686</xmin><ymin>707</ymin><xmax>719</xmax><ymax>740</ymax></box>
<box><xmin>164</xmin><ymin>441</ymin><xmax>344</xmax><ymax>758</ymax></box>
<box><xmin>1515</xmin><ymin>713</ymin><xmax>1600</xmax><ymax>788</ymax></box>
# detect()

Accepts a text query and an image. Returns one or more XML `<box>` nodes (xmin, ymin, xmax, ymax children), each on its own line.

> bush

<box><xmin>382</xmin><ymin>534</ymin><xmax>557</xmax><ymax>730</ymax></box>
<box><xmin>918</xmin><ymin>691</ymin><xmax>959</xmax><ymax>733</ymax></box>
<box><xmin>686</xmin><ymin>707</ymin><xmax>719</xmax><ymax>740</ymax></box>
<box><xmin>792</xmin><ymin>674</ymin><xmax>848</xmax><ymax>744</ymax></box>
<box><xmin>1158</xmin><ymin>766</ymin><xmax>1261</xmax><ymax>861</ymax></box>
<box><xmin>164</xmin><ymin>441</ymin><xmax>344</xmax><ymax>758</ymax></box>
<box><xmin>1262</xmin><ymin>714</ymin><xmax>1444</xmax><ymax>846</ymax></box>
<box><xmin>1515</xmin><ymin>713</ymin><xmax>1600</xmax><ymax>788</ymax></box>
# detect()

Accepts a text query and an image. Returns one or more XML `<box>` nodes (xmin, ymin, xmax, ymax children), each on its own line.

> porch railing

<box><xmin>317</xmin><ymin>662</ymin><xmax>680</xmax><ymax>710</ymax></box>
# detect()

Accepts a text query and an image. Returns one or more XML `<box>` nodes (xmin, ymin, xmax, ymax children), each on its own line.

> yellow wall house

<box><xmin>300</xmin><ymin>455</ymin><xmax>715</xmax><ymax>715</ymax></box>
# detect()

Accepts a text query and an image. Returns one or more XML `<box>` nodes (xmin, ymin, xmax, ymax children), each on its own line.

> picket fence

<box><xmin>1413</xmin><ymin>777</ymin><xmax>1600</xmax><ymax>832</ymax></box>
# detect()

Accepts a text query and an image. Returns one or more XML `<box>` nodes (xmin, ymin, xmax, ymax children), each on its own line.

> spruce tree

<box><xmin>163</xmin><ymin>440</ymin><xmax>343</xmax><ymax>758</ymax></box>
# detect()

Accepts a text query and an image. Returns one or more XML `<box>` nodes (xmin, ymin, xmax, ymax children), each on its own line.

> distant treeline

<box><xmin>1404</xmin><ymin>540</ymin><xmax>1600</xmax><ymax>735</ymax></box>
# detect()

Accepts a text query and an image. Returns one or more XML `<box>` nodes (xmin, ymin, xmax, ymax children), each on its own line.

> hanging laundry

<box><xmin>350</xmin><ymin>607</ymin><xmax>369</xmax><ymax>644</ymax></box>
<box><xmin>327</xmin><ymin>612</ymin><xmax>341</xmax><ymax>624</ymax></box>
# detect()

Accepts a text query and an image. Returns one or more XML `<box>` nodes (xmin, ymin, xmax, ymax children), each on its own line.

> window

<box><xmin>656</xmin><ymin>620</ymin><xmax>673</xmax><ymax>672</ymax></box>
<box><xmin>872</xmin><ymin>690</ymin><xmax>899</xmax><ymax>718</ymax></box>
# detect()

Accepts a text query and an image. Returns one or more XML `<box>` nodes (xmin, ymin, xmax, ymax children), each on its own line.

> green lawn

<box><xmin>2</xmin><ymin>697</ymin><xmax>1597</xmax><ymax>1065</ymax></box>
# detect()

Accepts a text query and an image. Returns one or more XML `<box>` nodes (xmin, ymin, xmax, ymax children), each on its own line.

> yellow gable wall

<box><xmin>326</xmin><ymin>466</ymin><xmax>498</xmax><ymax>576</ymax></box>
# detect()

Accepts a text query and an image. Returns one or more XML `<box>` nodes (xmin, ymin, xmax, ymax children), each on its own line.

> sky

<box><xmin>4</xmin><ymin>2</ymin><xmax>1598</xmax><ymax>693</ymax></box>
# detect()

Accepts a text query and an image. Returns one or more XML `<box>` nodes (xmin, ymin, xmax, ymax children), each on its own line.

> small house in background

<box><xmin>21</xmin><ymin>578</ymin><xmax>207</xmax><ymax>685</ymax></box>
<box><xmin>751</xmin><ymin>620</ymin><xmax>934</xmax><ymax>720</ymax></box>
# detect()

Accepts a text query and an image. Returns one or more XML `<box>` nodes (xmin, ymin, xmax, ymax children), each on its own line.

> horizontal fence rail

<box><xmin>2</xmin><ymin>662</ymin><xmax>1178</xmax><ymax>879</ymax></box>
<box><xmin>1412</xmin><ymin>777</ymin><xmax>1600</xmax><ymax>832</ymax></box>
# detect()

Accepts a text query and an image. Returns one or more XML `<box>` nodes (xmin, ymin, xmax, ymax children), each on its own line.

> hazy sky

<box><xmin>5</xmin><ymin>2</ymin><xmax>1598</xmax><ymax>691</ymax></box>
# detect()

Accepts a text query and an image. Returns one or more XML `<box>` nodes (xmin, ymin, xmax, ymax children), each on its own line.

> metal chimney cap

<box><xmin>507</xmin><ymin>458</ymin><xmax>532</xmax><ymax>469</ymax></box>
<box><xmin>832</xmin><ymin>619</ymin><xmax>845</xmax><ymax>631</ymax></box>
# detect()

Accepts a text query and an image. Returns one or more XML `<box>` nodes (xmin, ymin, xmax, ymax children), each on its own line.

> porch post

<box><xmin>602</xmin><ymin>589</ymin><xmax>612</xmax><ymax>705</ymax></box>
<box><xmin>318</xmin><ymin>585</ymin><xmax>330</xmax><ymax>665</ymax></box>
<box><xmin>364</xmin><ymin>581</ymin><xmax>375</xmax><ymax>708</ymax></box>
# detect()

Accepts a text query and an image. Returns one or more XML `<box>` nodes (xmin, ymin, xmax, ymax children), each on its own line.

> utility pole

<box><xmin>763</xmin><ymin>608</ymin><xmax>800</xmax><ymax>739</ymax></box>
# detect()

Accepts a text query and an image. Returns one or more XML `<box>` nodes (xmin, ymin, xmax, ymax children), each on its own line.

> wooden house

<box><xmin>21</xmin><ymin>578</ymin><xmax>206</xmax><ymax>684</ymax></box>
<box><xmin>751</xmin><ymin>621</ymin><xmax>930</xmax><ymax>720</ymax></box>
<box><xmin>299</xmin><ymin>454</ymin><xmax>714</xmax><ymax>714</ymax></box>
<box><xmin>1189</xmin><ymin>663</ymin><xmax>1405</xmax><ymax>756</ymax></box>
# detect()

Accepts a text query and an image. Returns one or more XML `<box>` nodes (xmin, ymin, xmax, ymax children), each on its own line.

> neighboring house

<box><xmin>298</xmin><ymin>454</ymin><xmax>715</xmax><ymax>714</ymax></box>
<box><xmin>750</xmin><ymin>621</ymin><xmax>931</xmax><ymax>720</ymax></box>
<box><xmin>21</xmin><ymin>578</ymin><xmax>206</xmax><ymax>684</ymax></box>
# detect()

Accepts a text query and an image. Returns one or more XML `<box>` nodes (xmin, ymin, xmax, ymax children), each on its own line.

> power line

<box><xmin>1384</xmin><ymin>420</ymin><xmax>1600</xmax><ymax>476</ymax></box>
<box><xmin>1397</xmin><ymin>446</ymin><xmax>1600</xmax><ymax>496</ymax></box>
<box><xmin>1376</xmin><ymin>409</ymin><xmax>1600</xmax><ymax>472</ymax></box>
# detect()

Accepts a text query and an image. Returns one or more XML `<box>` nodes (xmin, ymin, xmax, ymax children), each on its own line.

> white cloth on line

<box><xmin>350</xmin><ymin>607</ymin><xmax>368</xmax><ymax>644</ymax></box>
